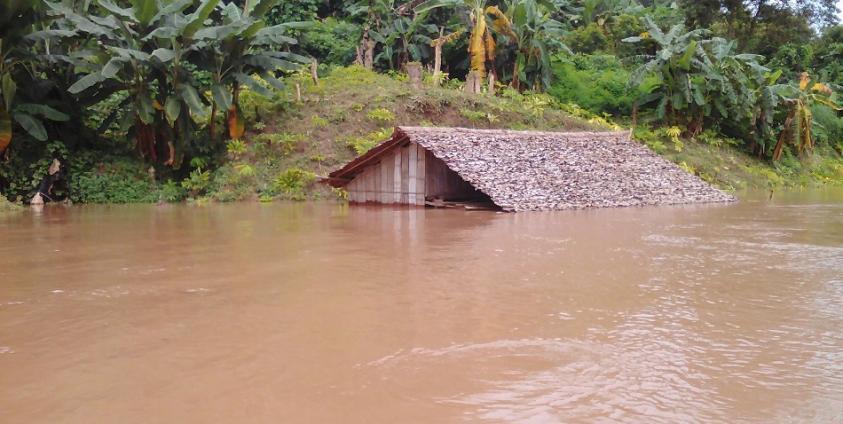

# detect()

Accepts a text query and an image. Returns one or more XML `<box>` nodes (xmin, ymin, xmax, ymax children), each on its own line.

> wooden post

<box><xmin>393</xmin><ymin>149</ymin><xmax>401</xmax><ymax>203</ymax></box>
<box><xmin>416</xmin><ymin>144</ymin><xmax>426</xmax><ymax>205</ymax></box>
<box><xmin>401</xmin><ymin>146</ymin><xmax>409</xmax><ymax>204</ymax></box>
<box><xmin>432</xmin><ymin>43</ymin><xmax>442</xmax><ymax>86</ymax></box>
<box><xmin>408</xmin><ymin>142</ymin><xmax>417</xmax><ymax>202</ymax></box>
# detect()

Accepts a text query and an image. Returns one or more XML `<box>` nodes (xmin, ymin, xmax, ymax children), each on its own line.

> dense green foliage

<box><xmin>548</xmin><ymin>54</ymin><xmax>638</xmax><ymax>115</ymax></box>
<box><xmin>0</xmin><ymin>0</ymin><xmax>842</xmax><ymax>205</ymax></box>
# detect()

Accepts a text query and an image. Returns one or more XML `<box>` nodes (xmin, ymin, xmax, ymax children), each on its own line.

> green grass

<box><xmin>651</xmin><ymin>131</ymin><xmax>843</xmax><ymax>192</ymax></box>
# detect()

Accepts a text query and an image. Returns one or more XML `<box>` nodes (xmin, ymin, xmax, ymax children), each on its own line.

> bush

<box><xmin>252</xmin><ymin>132</ymin><xmax>305</xmax><ymax>156</ymax></box>
<box><xmin>367</xmin><ymin>107</ymin><xmax>395</xmax><ymax>123</ymax></box>
<box><xmin>273</xmin><ymin>168</ymin><xmax>316</xmax><ymax>200</ymax></box>
<box><xmin>548</xmin><ymin>54</ymin><xmax>638</xmax><ymax>115</ymax></box>
<box><xmin>0</xmin><ymin>195</ymin><xmax>22</xmax><ymax>212</ymax></box>
<box><xmin>72</xmin><ymin>161</ymin><xmax>159</xmax><ymax>203</ymax></box>
<box><xmin>567</xmin><ymin>23</ymin><xmax>608</xmax><ymax>54</ymax></box>
<box><xmin>210</xmin><ymin>164</ymin><xmax>256</xmax><ymax>202</ymax></box>
<box><xmin>768</xmin><ymin>43</ymin><xmax>815</xmax><ymax>79</ymax></box>
<box><xmin>158</xmin><ymin>180</ymin><xmax>186</xmax><ymax>203</ymax></box>
<box><xmin>299</xmin><ymin>18</ymin><xmax>361</xmax><ymax>67</ymax></box>
<box><xmin>608</xmin><ymin>14</ymin><xmax>648</xmax><ymax>57</ymax></box>
<box><xmin>813</xmin><ymin>104</ymin><xmax>843</xmax><ymax>148</ymax></box>
<box><xmin>237</xmin><ymin>85</ymin><xmax>292</xmax><ymax>125</ymax></box>
<box><xmin>344</xmin><ymin>128</ymin><xmax>392</xmax><ymax>155</ymax></box>
<box><xmin>181</xmin><ymin>168</ymin><xmax>212</xmax><ymax>198</ymax></box>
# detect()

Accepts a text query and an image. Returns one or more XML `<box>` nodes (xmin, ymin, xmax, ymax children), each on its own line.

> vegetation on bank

<box><xmin>0</xmin><ymin>0</ymin><xmax>842</xmax><ymax>205</ymax></box>
<box><xmin>0</xmin><ymin>194</ymin><xmax>22</xmax><ymax>213</ymax></box>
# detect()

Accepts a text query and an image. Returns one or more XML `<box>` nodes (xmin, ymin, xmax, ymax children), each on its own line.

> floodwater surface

<box><xmin>1</xmin><ymin>191</ymin><xmax>843</xmax><ymax>423</ymax></box>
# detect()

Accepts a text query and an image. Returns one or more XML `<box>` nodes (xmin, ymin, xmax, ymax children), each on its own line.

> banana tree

<box><xmin>47</xmin><ymin>0</ymin><xmax>220</xmax><ymax>165</ymax></box>
<box><xmin>1</xmin><ymin>0</ymin><xmax>69</xmax><ymax>154</ymax></box>
<box><xmin>347</xmin><ymin>0</ymin><xmax>395</xmax><ymax>70</ymax></box>
<box><xmin>704</xmin><ymin>37</ymin><xmax>781</xmax><ymax>153</ymax></box>
<box><xmin>624</xmin><ymin>17</ymin><xmax>713</xmax><ymax>133</ymax></box>
<box><xmin>193</xmin><ymin>0</ymin><xmax>310</xmax><ymax>140</ymax></box>
<box><xmin>49</xmin><ymin>0</ymin><xmax>305</xmax><ymax>165</ymax></box>
<box><xmin>502</xmin><ymin>0</ymin><xmax>569</xmax><ymax>91</ymax></box>
<box><xmin>374</xmin><ymin>12</ymin><xmax>438</xmax><ymax>70</ymax></box>
<box><xmin>770</xmin><ymin>73</ymin><xmax>841</xmax><ymax>161</ymax></box>
<box><xmin>415</xmin><ymin>0</ymin><xmax>516</xmax><ymax>91</ymax></box>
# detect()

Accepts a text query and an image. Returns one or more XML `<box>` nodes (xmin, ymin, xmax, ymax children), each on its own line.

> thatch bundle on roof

<box><xmin>326</xmin><ymin>126</ymin><xmax>735</xmax><ymax>212</ymax></box>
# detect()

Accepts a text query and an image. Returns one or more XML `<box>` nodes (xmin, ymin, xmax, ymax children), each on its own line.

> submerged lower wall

<box><xmin>345</xmin><ymin>141</ymin><xmax>426</xmax><ymax>205</ymax></box>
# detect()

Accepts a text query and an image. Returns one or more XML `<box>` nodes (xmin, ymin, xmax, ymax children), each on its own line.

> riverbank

<box><xmin>0</xmin><ymin>196</ymin><xmax>22</xmax><ymax>214</ymax></box>
<box><xmin>206</xmin><ymin>67</ymin><xmax>843</xmax><ymax>203</ymax></box>
<box><xmin>1</xmin><ymin>67</ymin><xmax>842</xmax><ymax>205</ymax></box>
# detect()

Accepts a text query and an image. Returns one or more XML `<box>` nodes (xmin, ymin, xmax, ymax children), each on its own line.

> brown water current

<box><xmin>1</xmin><ymin>190</ymin><xmax>842</xmax><ymax>423</ymax></box>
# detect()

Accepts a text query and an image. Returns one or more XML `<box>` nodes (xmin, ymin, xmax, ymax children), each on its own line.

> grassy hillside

<box><xmin>209</xmin><ymin>66</ymin><xmax>609</xmax><ymax>201</ymax></box>
<box><xmin>207</xmin><ymin>66</ymin><xmax>843</xmax><ymax>202</ymax></box>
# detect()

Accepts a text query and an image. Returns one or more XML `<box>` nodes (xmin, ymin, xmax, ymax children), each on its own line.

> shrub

<box><xmin>344</xmin><ymin>128</ymin><xmax>392</xmax><ymax>155</ymax></box>
<box><xmin>227</xmin><ymin>139</ymin><xmax>247</xmax><ymax>156</ymax></box>
<box><xmin>548</xmin><ymin>54</ymin><xmax>638</xmax><ymax>115</ymax></box>
<box><xmin>459</xmin><ymin>108</ymin><xmax>486</xmax><ymax>122</ymax></box>
<box><xmin>811</xmin><ymin>157</ymin><xmax>843</xmax><ymax>184</ymax></box>
<box><xmin>0</xmin><ymin>195</ymin><xmax>22</xmax><ymax>212</ymax></box>
<box><xmin>273</xmin><ymin>168</ymin><xmax>316</xmax><ymax>200</ymax></box>
<box><xmin>252</xmin><ymin>132</ymin><xmax>305</xmax><ymax>156</ymax></box>
<box><xmin>696</xmin><ymin>129</ymin><xmax>740</xmax><ymax>148</ymax></box>
<box><xmin>158</xmin><ymin>180</ymin><xmax>187</xmax><ymax>203</ymax></box>
<box><xmin>210</xmin><ymin>164</ymin><xmax>256</xmax><ymax>202</ymax></box>
<box><xmin>72</xmin><ymin>162</ymin><xmax>158</xmax><ymax>203</ymax></box>
<box><xmin>181</xmin><ymin>169</ymin><xmax>212</xmax><ymax>197</ymax></box>
<box><xmin>367</xmin><ymin>107</ymin><xmax>395</xmax><ymax>123</ymax></box>
<box><xmin>813</xmin><ymin>105</ymin><xmax>843</xmax><ymax>148</ymax></box>
<box><xmin>769</xmin><ymin>43</ymin><xmax>815</xmax><ymax>79</ymax></box>
<box><xmin>567</xmin><ymin>23</ymin><xmax>608</xmax><ymax>54</ymax></box>
<box><xmin>238</xmin><ymin>85</ymin><xmax>291</xmax><ymax>125</ymax></box>
<box><xmin>608</xmin><ymin>14</ymin><xmax>647</xmax><ymax>57</ymax></box>
<box><xmin>235</xmin><ymin>163</ymin><xmax>256</xmax><ymax>177</ymax></box>
<box><xmin>633</xmin><ymin>126</ymin><xmax>668</xmax><ymax>154</ymax></box>
<box><xmin>299</xmin><ymin>18</ymin><xmax>361</xmax><ymax>66</ymax></box>
<box><xmin>311</xmin><ymin>115</ymin><xmax>329</xmax><ymax>127</ymax></box>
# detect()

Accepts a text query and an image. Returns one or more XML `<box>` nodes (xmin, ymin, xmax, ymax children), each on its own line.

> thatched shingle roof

<box><xmin>329</xmin><ymin>126</ymin><xmax>736</xmax><ymax>211</ymax></box>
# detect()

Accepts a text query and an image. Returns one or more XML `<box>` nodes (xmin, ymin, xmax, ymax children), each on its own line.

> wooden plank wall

<box><xmin>346</xmin><ymin>142</ymin><xmax>426</xmax><ymax>205</ymax></box>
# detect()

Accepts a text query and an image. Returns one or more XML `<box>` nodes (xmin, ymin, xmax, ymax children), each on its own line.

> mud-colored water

<box><xmin>1</xmin><ymin>191</ymin><xmax>842</xmax><ymax>423</ymax></box>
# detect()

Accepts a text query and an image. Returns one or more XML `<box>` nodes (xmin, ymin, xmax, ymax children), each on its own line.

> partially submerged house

<box><xmin>325</xmin><ymin>126</ymin><xmax>735</xmax><ymax>212</ymax></box>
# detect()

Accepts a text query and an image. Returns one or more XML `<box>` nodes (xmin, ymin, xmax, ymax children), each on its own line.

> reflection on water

<box><xmin>1</xmin><ymin>191</ymin><xmax>842</xmax><ymax>423</ymax></box>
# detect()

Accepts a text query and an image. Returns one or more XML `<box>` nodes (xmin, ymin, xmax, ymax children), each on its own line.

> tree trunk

<box><xmin>227</xmin><ymin>84</ymin><xmax>244</xmax><ymax>139</ymax></box>
<box><xmin>487</xmin><ymin>72</ymin><xmax>496</xmax><ymax>95</ymax></box>
<box><xmin>364</xmin><ymin>39</ymin><xmax>375</xmax><ymax>70</ymax></box>
<box><xmin>511</xmin><ymin>61</ymin><xmax>520</xmax><ymax>91</ymax></box>
<box><xmin>356</xmin><ymin>28</ymin><xmax>376</xmax><ymax>70</ymax></box>
<box><xmin>432</xmin><ymin>43</ymin><xmax>443</xmax><ymax>86</ymax></box>
<box><xmin>406</xmin><ymin>62</ymin><xmax>422</xmax><ymax>90</ymax></box>
<box><xmin>465</xmin><ymin>71</ymin><xmax>482</xmax><ymax>94</ymax></box>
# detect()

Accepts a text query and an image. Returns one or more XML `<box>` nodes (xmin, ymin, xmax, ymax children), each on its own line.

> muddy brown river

<box><xmin>1</xmin><ymin>190</ymin><xmax>842</xmax><ymax>423</ymax></box>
